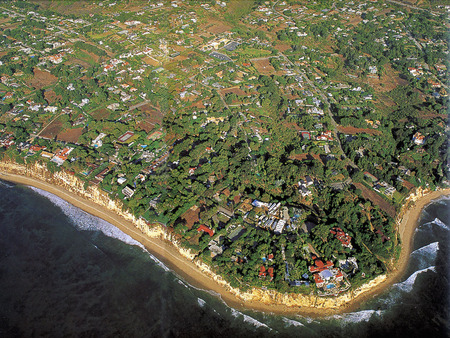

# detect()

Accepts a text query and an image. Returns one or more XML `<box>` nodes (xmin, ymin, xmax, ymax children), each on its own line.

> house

<box><xmin>317</xmin><ymin>131</ymin><xmax>333</xmax><ymax>141</ymax></box>
<box><xmin>412</xmin><ymin>132</ymin><xmax>425</xmax><ymax>145</ymax></box>
<box><xmin>364</xmin><ymin>171</ymin><xmax>378</xmax><ymax>183</ymax></box>
<box><xmin>95</xmin><ymin>168</ymin><xmax>110</xmax><ymax>182</ymax></box>
<box><xmin>122</xmin><ymin>186</ymin><xmax>135</xmax><ymax>198</ymax></box>
<box><xmin>198</xmin><ymin>224</ymin><xmax>214</xmax><ymax>237</ymax></box>
<box><xmin>41</xmin><ymin>151</ymin><xmax>54</xmax><ymax>159</ymax></box>
<box><xmin>330</xmin><ymin>227</ymin><xmax>353</xmax><ymax>249</ymax></box>
<box><xmin>91</xmin><ymin>133</ymin><xmax>106</xmax><ymax>148</ymax></box>
<box><xmin>218</xmin><ymin>205</ymin><xmax>234</xmax><ymax>218</ymax></box>
<box><xmin>29</xmin><ymin>145</ymin><xmax>46</xmax><ymax>153</ymax></box>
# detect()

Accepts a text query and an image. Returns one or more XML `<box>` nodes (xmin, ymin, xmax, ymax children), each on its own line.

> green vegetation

<box><xmin>0</xmin><ymin>0</ymin><xmax>447</xmax><ymax>295</ymax></box>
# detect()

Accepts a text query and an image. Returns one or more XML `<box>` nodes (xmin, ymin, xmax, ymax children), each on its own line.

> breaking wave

<box><xmin>231</xmin><ymin>309</ymin><xmax>271</xmax><ymax>330</ymax></box>
<box><xmin>327</xmin><ymin>309</ymin><xmax>383</xmax><ymax>324</ymax></box>
<box><xmin>394</xmin><ymin>266</ymin><xmax>436</xmax><ymax>293</ymax></box>
<box><xmin>177</xmin><ymin>279</ymin><xmax>189</xmax><ymax>288</ymax></box>
<box><xmin>432</xmin><ymin>218</ymin><xmax>448</xmax><ymax>230</ymax></box>
<box><xmin>410</xmin><ymin>242</ymin><xmax>439</xmax><ymax>269</ymax></box>
<box><xmin>0</xmin><ymin>179</ymin><xmax>14</xmax><ymax>188</ymax></box>
<box><xmin>282</xmin><ymin>317</ymin><xmax>305</xmax><ymax>327</ymax></box>
<box><xmin>29</xmin><ymin>187</ymin><xmax>172</xmax><ymax>273</ymax></box>
<box><xmin>197</xmin><ymin>298</ymin><xmax>206</xmax><ymax>307</ymax></box>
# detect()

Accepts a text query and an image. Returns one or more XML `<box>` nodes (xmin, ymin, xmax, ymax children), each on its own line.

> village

<box><xmin>0</xmin><ymin>0</ymin><xmax>448</xmax><ymax>293</ymax></box>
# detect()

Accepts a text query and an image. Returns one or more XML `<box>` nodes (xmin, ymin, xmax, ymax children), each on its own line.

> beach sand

<box><xmin>1</xmin><ymin>171</ymin><xmax>448</xmax><ymax>317</ymax></box>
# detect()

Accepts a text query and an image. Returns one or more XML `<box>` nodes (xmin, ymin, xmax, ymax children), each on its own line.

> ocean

<box><xmin>0</xmin><ymin>181</ymin><xmax>448</xmax><ymax>337</ymax></box>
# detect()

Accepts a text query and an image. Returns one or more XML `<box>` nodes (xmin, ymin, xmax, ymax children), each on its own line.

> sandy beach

<box><xmin>1</xmin><ymin>169</ymin><xmax>449</xmax><ymax>317</ymax></box>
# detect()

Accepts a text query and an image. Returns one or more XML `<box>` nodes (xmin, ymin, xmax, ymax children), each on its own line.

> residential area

<box><xmin>0</xmin><ymin>0</ymin><xmax>448</xmax><ymax>294</ymax></box>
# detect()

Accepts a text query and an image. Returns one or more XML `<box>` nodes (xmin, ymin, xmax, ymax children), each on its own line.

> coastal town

<box><xmin>0</xmin><ymin>0</ymin><xmax>448</xmax><ymax>296</ymax></box>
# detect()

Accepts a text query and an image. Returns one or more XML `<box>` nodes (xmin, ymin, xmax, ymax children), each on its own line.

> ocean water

<box><xmin>0</xmin><ymin>181</ymin><xmax>448</xmax><ymax>337</ymax></box>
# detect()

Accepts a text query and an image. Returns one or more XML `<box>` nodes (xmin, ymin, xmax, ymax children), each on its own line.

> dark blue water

<box><xmin>0</xmin><ymin>181</ymin><xmax>448</xmax><ymax>337</ymax></box>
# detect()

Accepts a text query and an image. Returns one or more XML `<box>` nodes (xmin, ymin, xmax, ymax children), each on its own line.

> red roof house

<box><xmin>197</xmin><ymin>225</ymin><xmax>214</xmax><ymax>237</ymax></box>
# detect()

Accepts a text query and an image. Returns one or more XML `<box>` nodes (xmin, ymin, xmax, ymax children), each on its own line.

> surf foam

<box><xmin>29</xmin><ymin>187</ymin><xmax>173</xmax><ymax>273</ymax></box>
<box><xmin>231</xmin><ymin>309</ymin><xmax>271</xmax><ymax>330</ymax></box>
<box><xmin>327</xmin><ymin>309</ymin><xmax>383</xmax><ymax>324</ymax></box>
<box><xmin>197</xmin><ymin>298</ymin><xmax>206</xmax><ymax>307</ymax></box>
<box><xmin>282</xmin><ymin>317</ymin><xmax>305</xmax><ymax>327</ymax></box>
<box><xmin>394</xmin><ymin>266</ymin><xmax>436</xmax><ymax>293</ymax></box>
<box><xmin>410</xmin><ymin>242</ymin><xmax>439</xmax><ymax>269</ymax></box>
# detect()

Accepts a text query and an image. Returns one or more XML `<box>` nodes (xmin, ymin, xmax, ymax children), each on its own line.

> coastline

<box><xmin>0</xmin><ymin>161</ymin><xmax>448</xmax><ymax>317</ymax></box>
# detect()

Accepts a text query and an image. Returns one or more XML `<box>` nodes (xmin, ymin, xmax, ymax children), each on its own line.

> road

<box><xmin>278</xmin><ymin>52</ymin><xmax>357</xmax><ymax>169</ymax></box>
<box><xmin>385</xmin><ymin>0</ymin><xmax>440</xmax><ymax>16</ymax></box>
<box><xmin>29</xmin><ymin>111</ymin><xmax>64</xmax><ymax>143</ymax></box>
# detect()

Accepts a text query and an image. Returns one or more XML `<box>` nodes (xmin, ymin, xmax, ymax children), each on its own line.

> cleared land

<box><xmin>44</xmin><ymin>89</ymin><xmax>62</xmax><ymax>104</ymax></box>
<box><xmin>205</xmin><ymin>19</ymin><xmax>232</xmax><ymax>34</ymax></box>
<box><xmin>136</xmin><ymin>104</ymin><xmax>164</xmax><ymax>132</ymax></box>
<box><xmin>252</xmin><ymin>58</ymin><xmax>275</xmax><ymax>75</ymax></box>
<box><xmin>220</xmin><ymin>87</ymin><xmax>249</xmax><ymax>96</ymax></box>
<box><xmin>353</xmin><ymin>183</ymin><xmax>396</xmax><ymax>218</ymax></box>
<box><xmin>39</xmin><ymin>119</ymin><xmax>63</xmax><ymax>139</ymax></box>
<box><xmin>28</xmin><ymin>68</ymin><xmax>58</xmax><ymax>90</ymax></box>
<box><xmin>57</xmin><ymin>127</ymin><xmax>83</xmax><ymax>143</ymax></box>
<box><xmin>337</xmin><ymin>125</ymin><xmax>382</xmax><ymax>135</ymax></box>
<box><xmin>90</xmin><ymin>108</ymin><xmax>110</xmax><ymax>121</ymax></box>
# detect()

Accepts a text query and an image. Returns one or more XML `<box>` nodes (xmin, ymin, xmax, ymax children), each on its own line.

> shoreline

<box><xmin>1</xmin><ymin>165</ymin><xmax>449</xmax><ymax>317</ymax></box>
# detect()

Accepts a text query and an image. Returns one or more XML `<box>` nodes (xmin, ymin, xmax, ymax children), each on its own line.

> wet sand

<box><xmin>1</xmin><ymin>171</ymin><xmax>448</xmax><ymax>317</ymax></box>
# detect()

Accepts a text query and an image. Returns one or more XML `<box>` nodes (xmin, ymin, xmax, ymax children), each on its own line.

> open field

<box><xmin>44</xmin><ymin>90</ymin><xmax>62</xmax><ymax>104</ymax></box>
<box><xmin>252</xmin><ymin>58</ymin><xmax>275</xmax><ymax>75</ymax></box>
<box><xmin>220</xmin><ymin>87</ymin><xmax>249</xmax><ymax>96</ymax></box>
<box><xmin>90</xmin><ymin>108</ymin><xmax>110</xmax><ymax>121</ymax></box>
<box><xmin>204</xmin><ymin>19</ymin><xmax>232</xmax><ymax>35</ymax></box>
<box><xmin>57</xmin><ymin>127</ymin><xmax>83</xmax><ymax>143</ymax></box>
<box><xmin>353</xmin><ymin>183</ymin><xmax>396</xmax><ymax>218</ymax></box>
<box><xmin>337</xmin><ymin>125</ymin><xmax>382</xmax><ymax>136</ymax></box>
<box><xmin>142</xmin><ymin>56</ymin><xmax>160</xmax><ymax>66</ymax></box>
<box><xmin>366</xmin><ymin>64</ymin><xmax>409</xmax><ymax>93</ymax></box>
<box><xmin>39</xmin><ymin>119</ymin><xmax>63</xmax><ymax>139</ymax></box>
<box><xmin>28</xmin><ymin>68</ymin><xmax>58</xmax><ymax>90</ymax></box>
<box><xmin>136</xmin><ymin>104</ymin><xmax>164</xmax><ymax>132</ymax></box>
<box><xmin>289</xmin><ymin>153</ymin><xmax>324</xmax><ymax>164</ymax></box>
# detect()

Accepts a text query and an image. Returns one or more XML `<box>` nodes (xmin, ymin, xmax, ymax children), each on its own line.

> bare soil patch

<box><xmin>289</xmin><ymin>153</ymin><xmax>324</xmax><ymax>164</ymax></box>
<box><xmin>57</xmin><ymin>127</ymin><xmax>83</xmax><ymax>143</ymax></box>
<box><xmin>136</xmin><ymin>104</ymin><xmax>164</xmax><ymax>132</ymax></box>
<box><xmin>64</xmin><ymin>57</ymin><xmax>91</xmax><ymax>69</ymax></box>
<box><xmin>220</xmin><ymin>87</ymin><xmax>248</xmax><ymax>96</ymax></box>
<box><xmin>365</xmin><ymin>64</ymin><xmax>408</xmax><ymax>93</ymax></box>
<box><xmin>205</xmin><ymin>19</ymin><xmax>232</xmax><ymax>35</ymax></box>
<box><xmin>44</xmin><ymin>90</ymin><xmax>62</xmax><ymax>104</ymax></box>
<box><xmin>402</xmin><ymin>180</ymin><xmax>415</xmax><ymax>191</ymax></box>
<box><xmin>28</xmin><ymin>68</ymin><xmax>58</xmax><ymax>90</ymax></box>
<box><xmin>337</xmin><ymin>125</ymin><xmax>382</xmax><ymax>136</ymax></box>
<box><xmin>90</xmin><ymin>108</ymin><xmax>110</xmax><ymax>121</ymax></box>
<box><xmin>142</xmin><ymin>56</ymin><xmax>160</xmax><ymax>66</ymax></box>
<box><xmin>40</xmin><ymin>119</ymin><xmax>63</xmax><ymax>139</ymax></box>
<box><xmin>274</xmin><ymin>43</ymin><xmax>291</xmax><ymax>52</ymax></box>
<box><xmin>252</xmin><ymin>58</ymin><xmax>275</xmax><ymax>75</ymax></box>
<box><xmin>353</xmin><ymin>183</ymin><xmax>396</xmax><ymax>218</ymax></box>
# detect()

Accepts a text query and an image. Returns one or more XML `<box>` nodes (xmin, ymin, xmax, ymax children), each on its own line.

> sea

<box><xmin>0</xmin><ymin>180</ymin><xmax>448</xmax><ymax>338</ymax></box>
